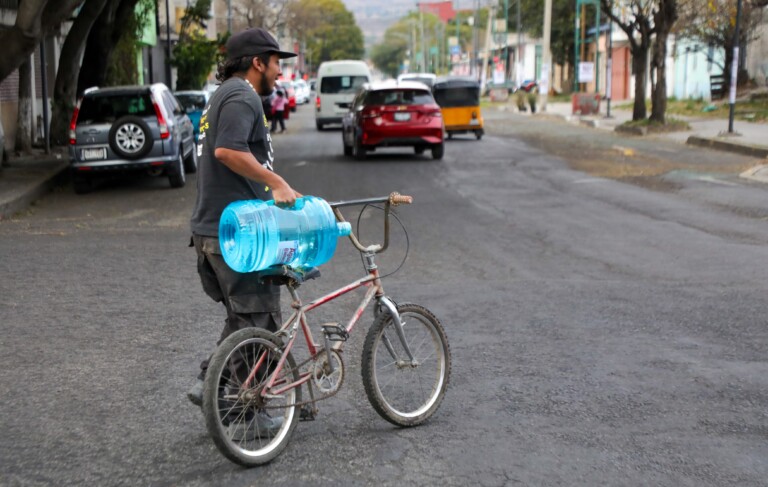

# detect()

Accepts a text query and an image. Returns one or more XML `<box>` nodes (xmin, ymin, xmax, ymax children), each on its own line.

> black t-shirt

<box><xmin>190</xmin><ymin>77</ymin><xmax>275</xmax><ymax>236</ymax></box>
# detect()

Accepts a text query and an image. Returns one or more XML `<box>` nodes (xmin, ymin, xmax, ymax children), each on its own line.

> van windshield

<box><xmin>320</xmin><ymin>76</ymin><xmax>368</xmax><ymax>94</ymax></box>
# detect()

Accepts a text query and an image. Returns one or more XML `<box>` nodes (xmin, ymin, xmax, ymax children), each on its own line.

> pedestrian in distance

<box><xmin>271</xmin><ymin>89</ymin><xmax>287</xmax><ymax>133</ymax></box>
<box><xmin>187</xmin><ymin>27</ymin><xmax>300</xmax><ymax>434</ymax></box>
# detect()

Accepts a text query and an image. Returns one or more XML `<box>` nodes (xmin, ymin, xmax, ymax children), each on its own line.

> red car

<box><xmin>341</xmin><ymin>80</ymin><xmax>444</xmax><ymax>160</ymax></box>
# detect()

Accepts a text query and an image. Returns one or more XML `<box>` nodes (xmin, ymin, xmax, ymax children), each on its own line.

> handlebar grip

<box><xmin>389</xmin><ymin>192</ymin><xmax>413</xmax><ymax>206</ymax></box>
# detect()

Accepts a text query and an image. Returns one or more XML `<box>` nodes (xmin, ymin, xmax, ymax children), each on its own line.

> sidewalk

<box><xmin>517</xmin><ymin>100</ymin><xmax>768</xmax><ymax>184</ymax></box>
<box><xmin>0</xmin><ymin>149</ymin><xmax>69</xmax><ymax>220</ymax></box>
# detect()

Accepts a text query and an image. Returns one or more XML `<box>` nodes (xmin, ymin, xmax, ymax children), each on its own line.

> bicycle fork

<box><xmin>378</xmin><ymin>296</ymin><xmax>418</xmax><ymax>367</ymax></box>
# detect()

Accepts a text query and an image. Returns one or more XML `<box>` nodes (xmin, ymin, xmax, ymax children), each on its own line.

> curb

<box><xmin>0</xmin><ymin>161</ymin><xmax>69</xmax><ymax>220</ymax></box>
<box><xmin>740</xmin><ymin>164</ymin><xmax>768</xmax><ymax>184</ymax></box>
<box><xmin>686</xmin><ymin>136</ymin><xmax>768</xmax><ymax>159</ymax></box>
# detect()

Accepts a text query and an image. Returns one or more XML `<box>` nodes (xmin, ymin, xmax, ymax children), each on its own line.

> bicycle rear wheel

<box><xmin>203</xmin><ymin>328</ymin><xmax>301</xmax><ymax>466</ymax></box>
<box><xmin>361</xmin><ymin>303</ymin><xmax>451</xmax><ymax>427</ymax></box>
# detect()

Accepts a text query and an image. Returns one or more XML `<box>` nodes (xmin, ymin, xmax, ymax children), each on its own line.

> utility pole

<box><xmin>227</xmin><ymin>0</ymin><xmax>232</xmax><ymax>33</ymax></box>
<box><xmin>541</xmin><ymin>0</ymin><xmax>552</xmax><ymax>111</ymax></box>
<box><xmin>165</xmin><ymin>0</ymin><xmax>172</xmax><ymax>87</ymax></box>
<box><xmin>605</xmin><ymin>1</ymin><xmax>613</xmax><ymax>118</ymax></box>
<box><xmin>728</xmin><ymin>0</ymin><xmax>743</xmax><ymax>134</ymax></box>
<box><xmin>516</xmin><ymin>0</ymin><xmax>522</xmax><ymax>88</ymax></box>
<box><xmin>420</xmin><ymin>7</ymin><xmax>426</xmax><ymax>72</ymax></box>
<box><xmin>481</xmin><ymin>4</ymin><xmax>495</xmax><ymax>89</ymax></box>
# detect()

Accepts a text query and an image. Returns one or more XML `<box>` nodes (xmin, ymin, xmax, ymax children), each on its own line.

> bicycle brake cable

<box><xmin>356</xmin><ymin>203</ymin><xmax>410</xmax><ymax>279</ymax></box>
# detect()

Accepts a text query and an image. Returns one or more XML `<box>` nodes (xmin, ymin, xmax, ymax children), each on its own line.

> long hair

<box><xmin>215</xmin><ymin>53</ymin><xmax>271</xmax><ymax>82</ymax></box>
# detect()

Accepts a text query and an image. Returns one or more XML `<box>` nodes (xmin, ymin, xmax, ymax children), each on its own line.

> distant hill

<box><xmin>342</xmin><ymin>0</ymin><xmax>418</xmax><ymax>50</ymax></box>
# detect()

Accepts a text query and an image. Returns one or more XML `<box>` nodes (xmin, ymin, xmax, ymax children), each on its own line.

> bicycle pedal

<box><xmin>300</xmin><ymin>405</ymin><xmax>317</xmax><ymax>421</ymax></box>
<box><xmin>321</xmin><ymin>323</ymin><xmax>349</xmax><ymax>342</ymax></box>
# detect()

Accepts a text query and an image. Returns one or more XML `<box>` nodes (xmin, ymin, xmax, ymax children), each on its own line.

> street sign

<box><xmin>578</xmin><ymin>62</ymin><xmax>595</xmax><ymax>82</ymax></box>
<box><xmin>450</xmin><ymin>45</ymin><xmax>460</xmax><ymax>55</ymax></box>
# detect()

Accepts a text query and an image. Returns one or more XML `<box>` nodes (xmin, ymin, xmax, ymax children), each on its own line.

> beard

<box><xmin>259</xmin><ymin>75</ymin><xmax>273</xmax><ymax>96</ymax></box>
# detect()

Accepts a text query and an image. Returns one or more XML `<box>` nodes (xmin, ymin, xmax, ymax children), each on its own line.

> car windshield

<box><xmin>320</xmin><ymin>76</ymin><xmax>368</xmax><ymax>94</ymax></box>
<box><xmin>175</xmin><ymin>94</ymin><xmax>207</xmax><ymax>111</ymax></box>
<box><xmin>78</xmin><ymin>93</ymin><xmax>154</xmax><ymax>123</ymax></box>
<box><xmin>364</xmin><ymin>89</ymin><xmax>435</xmax><ymax>106</ymax></box>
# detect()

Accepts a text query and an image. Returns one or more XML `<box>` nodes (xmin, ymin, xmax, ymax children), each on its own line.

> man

<box><xmin>187</xmin><ymin>28</ymin><xmax>300</xmax><ymax>431</ymax></box>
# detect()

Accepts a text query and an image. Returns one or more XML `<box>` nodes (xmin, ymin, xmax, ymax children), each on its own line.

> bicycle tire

<box><xmin>361</xmin><ymin>303</ymin><xmax>451</xmax><ymax>427</ymax></box>
<box><xmin>203</xmin><ymin>327</ymin><xmax>301</xmax><ymax>466</ymax></box>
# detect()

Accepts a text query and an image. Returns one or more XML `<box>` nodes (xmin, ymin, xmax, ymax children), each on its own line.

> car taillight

<box><xmin>315</xmin><ymin>96</ymin><xmax>321</xmax><ymax>109</ymax></box>
<box><xmin>429</xmin><ymin>110</ymin><xmax>442</xmax><ymax>118</ymax></box>
<box><xmin>68</xmin><ymin>100</ymin><xmax>81</xmax><ymax>145</ymax></box>
<box><xmin>152</xmin><ymin>98</ymin><xmax>170</xmax><ymax>139</ymax></box>
<box><xmin>362</xmin><ymin>109</ymin><xmax>380</xmax><ymax>119</ymax></box>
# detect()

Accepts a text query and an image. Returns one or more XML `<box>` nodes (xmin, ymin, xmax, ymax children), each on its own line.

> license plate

<box><xmin>394</xmin><ymin>112</ymin><xmax>411</xmax><ymax>122</ymax></box>
<box><xmin>469</xmin><ymin>119</ymin><xmax>480</xmax><ymax>125</ymax></box>
<box><xmin>82</xmin><ymin>148</ymin><xmax>107</xmax><ymax>160</ymax></box>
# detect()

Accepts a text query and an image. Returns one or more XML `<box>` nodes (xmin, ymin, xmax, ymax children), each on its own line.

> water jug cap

<box><xmin>337</xmin><ymin>222</ymin><xmax>352</xmax><ymax>237</ymax></box>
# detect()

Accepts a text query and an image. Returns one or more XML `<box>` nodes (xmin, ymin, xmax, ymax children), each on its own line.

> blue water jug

<box><xmin>219</xmin><ymin>196</ymin><xmax>352</xmax><ymax>273</ymax></box>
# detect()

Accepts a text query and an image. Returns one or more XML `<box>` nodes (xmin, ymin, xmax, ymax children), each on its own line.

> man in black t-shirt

<box><xmin>187</xmin><ymin>28</ymin><xmax>300</xmax><ymax>423</ymax></box>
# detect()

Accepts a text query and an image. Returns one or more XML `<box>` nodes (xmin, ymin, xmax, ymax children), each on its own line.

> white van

<box><xmin>315</xmin><ymin>60</ymin><xmax>372</xmax><ymax>130</ymax></box>
<box><xmin>396</xmin><ymin>73</ymin><xmax>437</xmax><ymax>89</ymax></box>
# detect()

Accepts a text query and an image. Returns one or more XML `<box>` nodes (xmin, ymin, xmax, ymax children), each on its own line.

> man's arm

<box><xmin>214</xmin><ymin>147</ymin><xmax>299</xmax><ymax>206</ymax></box>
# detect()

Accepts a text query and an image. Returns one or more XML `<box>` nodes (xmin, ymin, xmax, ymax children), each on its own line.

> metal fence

<box><xmin>0</xmin><ymin>0</ymin><xmax>18</xmax><ymax>9</ymax></box>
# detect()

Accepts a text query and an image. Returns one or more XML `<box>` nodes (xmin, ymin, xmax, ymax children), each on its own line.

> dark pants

<box><xmin>271</xmin><ymin>110</ymin><xmax>285</xmax><ymax>132</ymax></box>
<box><xmin>192</xmin><ymin>235</ymin><xmax>282</xmax><ymax>380</ymax></box>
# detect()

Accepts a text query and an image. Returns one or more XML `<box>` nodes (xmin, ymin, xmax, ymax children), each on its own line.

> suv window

<box><xmin>364</xmin><ymin>89</ymin><xmax>435</xmax><ymax>106</ymax></box>
<box><xmin>176</xmin><ymin>93</ymin><xmax>207</xmax><ymax>111</ymax></box>
<box><xmin>78</xmin><ymin>93</ymin><xmax>154</xmax><ymax>124</ymax></box>
<box><xmin>320</xmin><ymin>76</ymin><xmax>368</xmax><ymax>94</ymax></box>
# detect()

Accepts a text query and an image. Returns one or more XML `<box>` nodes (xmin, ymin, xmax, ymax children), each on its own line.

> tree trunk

<box><xmin>15</xmin><ymin>57</ymin><xmax>33</xmax><ymax>153</ymax></box>
<box><xmin>0</xmin><ymin>0</ymin><xmax>83</xmax><ymax>83</ymax></box>
<box><xmin>650</xmin><ymin>32</ymin><xmax>670</xmax><ymax>124</ymax></box>
<box><xmin>77</xmin><ymin>0</ymin><xmax>140</xmax><ymax>95</ymax></box>
<box><xmin>631</xmin><ymin>46</ymin><xmax>648</xmax><ymax>121</ymax></box>
<box><xmin>51</xmin><ymin>0</ymin><xmax>110</xmax><ymax>146</ymax></box>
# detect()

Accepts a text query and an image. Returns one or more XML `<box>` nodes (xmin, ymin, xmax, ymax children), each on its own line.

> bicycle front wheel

<box><xmin>203</xmin><ymin>327</ymin><xmax>301</xmax><ymax>467</ymax></box>
<box><xmin>361</xmin><ymin>303</ymin><xmax>451</xmax><ymax>427</ymax></box>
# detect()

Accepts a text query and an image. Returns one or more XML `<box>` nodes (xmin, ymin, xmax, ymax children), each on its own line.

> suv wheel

<box><xmin>431</xmin><ymin>142</ymin><xmax>444</xmax><ymax>160</ymax></box>
<box><xmin>184</xmin><ymin>145</ymin><xmax>198</xmax><ymax>173</ymax></box>
<box><xmin>108</xmin><ymin>115</ymin><xmax>152</xmax><ymax>160</ymax></box>
<box><xmin>168</xmin><ymin>152</ymin><xmax>186</xmax><ymax>188</ymax></box>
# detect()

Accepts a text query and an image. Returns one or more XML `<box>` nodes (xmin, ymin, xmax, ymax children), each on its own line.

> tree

<box><xmin>171</xmin><ymin>0</ymin><xmax>221</xmax><ymax>90</ymax></box>
<box><xmin>288</xmin><ymin>0</ymin><xmax>364</xmax><ymax>68</ymax></box>
<box><xmin>0</xmin><ymin>0</ymin><xmax>83</xmax><ymax>83</ymax></box>
<box><xmin>233</xmin><ymin>0</ymin><xmax>296</xmax><ymax>31</ymax></box>
<box><xmin>77</xmin><ymin>0</ymin><xmax>142</xmax><ymax>96</ymax></box>
<box><xmin>649</xmin><ymin>0</ymin><xmax>679</xmax><ymax>123</ymax></box>
<box><xmin>502</xmin><ymin>0</ymin><xmax>576</xmax><ymax>89</ymax></box>
<box><xmin>15</xmin><ymin>58</ymin><xmax>33</xmax><ymax>153</ymax></box>
<box><xmin>600</xmin><ymin>0</ymin><xmax>656</xmax><ymax>120</ymax></box>
<box><xmin>677</xmin><ymin>0</ymin><xmax>766</xmax><ymax>95</ymax></box>
<box><xmin>50</xmin><ymin>0</ymin><xmax>110</xmax><ymax>146</ymax></box>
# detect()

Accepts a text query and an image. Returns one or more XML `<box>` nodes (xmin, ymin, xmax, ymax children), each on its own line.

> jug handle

<box><xmin>266</xmin><ymin>197</ymin><xmax>306</xmax><ymax>210</ymax></box>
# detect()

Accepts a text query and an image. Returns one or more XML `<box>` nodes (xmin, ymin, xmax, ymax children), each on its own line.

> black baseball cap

<box><xmin>225</xmin><ymin>28</ymin><xmax>297</xmax><ymax>60</ymax></box>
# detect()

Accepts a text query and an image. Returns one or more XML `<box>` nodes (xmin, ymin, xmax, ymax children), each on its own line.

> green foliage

<box><xmin>500</xmin><ymin>0</ymin><xmax>575</xmax><ymax>67</ymax></box>
<box><xmin>105</xmin><ymin>0</ymin><xmax>154</xmax><ymax>86</ymax></box>
<box><xmin>370</xmin><ymin>12</ymin><xmax>444</xmax><ymax>76</ymax></box>
<box><xmin>171</xmin><ymin>0</ymin><xmax>222</xmax><ymax>90</ymax></box>
<box><xmin>296</xmin><ymin>0</ymin><xmax>364</xmax><ymax>68</ymax></box>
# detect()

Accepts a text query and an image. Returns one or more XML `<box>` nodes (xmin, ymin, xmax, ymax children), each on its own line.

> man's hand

<box><xmin>271</xmin><ymin>183</ymin><xmax>302</xmax><ymax>208</ymax></box>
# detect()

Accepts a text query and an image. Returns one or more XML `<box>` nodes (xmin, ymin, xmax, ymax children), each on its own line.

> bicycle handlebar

<box><xmin>329</xmin><ymin>192</ymin><xmax>412</xmax><ymax>254</ymax></box>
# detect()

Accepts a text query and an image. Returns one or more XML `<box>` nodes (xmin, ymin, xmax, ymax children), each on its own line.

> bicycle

<box><xmin>201</xmin><ymin>192</ymin><xmax>452</xmax><ymax>466</ymax></box>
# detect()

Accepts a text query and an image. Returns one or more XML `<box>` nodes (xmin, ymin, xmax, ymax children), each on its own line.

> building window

<box><xmin>0</xmin><ymin>0</ymin><xmax>19</xmax><ymax>9</ymax></box>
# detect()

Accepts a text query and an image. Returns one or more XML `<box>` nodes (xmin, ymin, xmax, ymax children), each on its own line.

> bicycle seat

<box><xmin>256</xmin><ymin>265</ymin><xmax>321</xmax><ymax>286</ymax></box>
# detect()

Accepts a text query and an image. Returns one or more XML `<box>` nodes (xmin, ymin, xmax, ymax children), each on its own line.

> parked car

<box><xmin>174</xmin><ymin>90</ymin><xmax>210</xmax><ymax>141</ymax></box>
<box><xmin>293</xmin><ymin>79</ymin><xmax>310</xmax><ymax>104</ymax></box>
<box><xmin>316</xmin><ymin>60</ymin><xmax>371</xmax><ymax>130</ymax></box>
<box><xmin>68</xmin><ymin>83</ymin><xmax>197</xmax><ymax>193</ymax></box>
<box><xmin>341</xmin><ymin>80</ymin><xmax>444</xmax><ymax>160</ymax></box>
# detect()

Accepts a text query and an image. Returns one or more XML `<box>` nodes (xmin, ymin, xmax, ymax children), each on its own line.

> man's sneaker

<box><xmin>187</xmin><ymin>379</ymin><xmax>203</xmax><ymax>407</ymax></box>
<box><xmin>229</xmin><ymin>411</ymin><xmax>284</xmax><ymax>441</ymax></box>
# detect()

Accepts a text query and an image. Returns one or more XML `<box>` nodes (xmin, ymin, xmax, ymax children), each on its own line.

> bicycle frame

<box><xmin>243</xmin><ymin>193</ymin><xmax>417</xmax><ymax>401</ymax></box>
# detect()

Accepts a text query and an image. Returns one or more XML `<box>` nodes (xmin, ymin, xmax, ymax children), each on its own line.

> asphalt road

<box><xmin>1</xmin><ymin>105</ymin><xmax>767</xmax><ymax>486</ymax></box>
